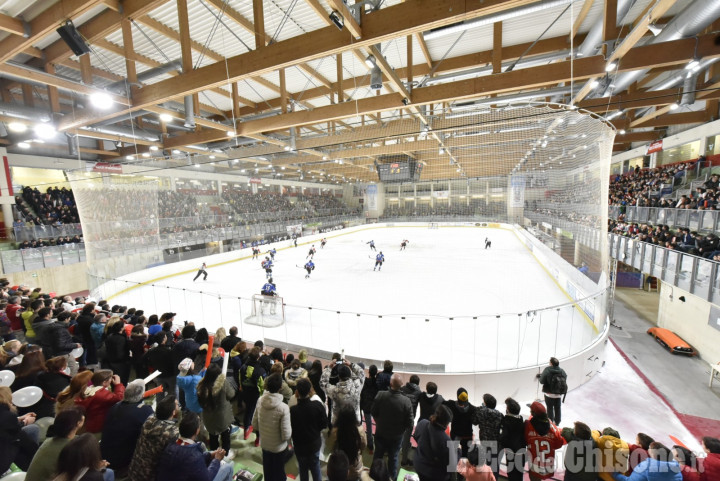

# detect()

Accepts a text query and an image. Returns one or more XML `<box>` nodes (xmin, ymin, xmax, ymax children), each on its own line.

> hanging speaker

<box><xmin>56</xmin><ymin>21</ymin><xmax>91</xmax><ymax>56</ymax></box>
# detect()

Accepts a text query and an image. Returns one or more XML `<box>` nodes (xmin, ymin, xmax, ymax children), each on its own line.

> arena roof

<box><xmin>0</xmin><ymin>0</ymin><xmax>718</xmax><ymax>183</ymax></box>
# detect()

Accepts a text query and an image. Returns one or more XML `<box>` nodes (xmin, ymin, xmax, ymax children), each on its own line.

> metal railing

<box><xmin>0</xmin><ymin>243</ymin><xmax>86</xmax><ymax>273</ymax></box>
<box><xmin>608</xmin><ymin>206</ymin><xmax>720</xmax><ymax>233</ymax></box>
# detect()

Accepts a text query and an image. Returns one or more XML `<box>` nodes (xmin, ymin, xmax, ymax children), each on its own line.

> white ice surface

<box><xmin>105</xmin><ymin>226</ymin><xmax>598</xmax><ymax>371</ymax></box>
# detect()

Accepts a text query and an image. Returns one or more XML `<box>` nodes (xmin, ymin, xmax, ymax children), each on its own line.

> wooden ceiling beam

<box><xmin>0</xmin><ymin>12</ymin><xmax>27</xmax><ymax>37</ymax></box>
<box><xmin>629</xmin><ymin>111</ymin><xmax>707</xmax><ymax>128</ymax></box>
<box><xmin>614</xmin><ymin>131</ymin><xmax>665</xmax><ymax>143</ymax></box>
<box><xmin>576</xmin><ymin>88</ymin><xmax>681</xmax><ymax>112</ymax></box>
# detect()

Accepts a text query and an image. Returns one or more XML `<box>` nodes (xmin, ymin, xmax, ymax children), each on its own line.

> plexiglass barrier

<box><xmin>609</xmin><ymin>206</ymin><xmax>720</xmax><ymax>233</ymax></box>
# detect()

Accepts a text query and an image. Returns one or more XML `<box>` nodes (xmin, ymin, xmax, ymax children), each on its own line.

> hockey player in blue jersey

<box><xmin>367</xmin><ymin>240</ymin><xmax>376</xmax><ymax>251</ymax></box>
<box><xmin>268</xmin><ymin>248</ymin><xmax>277</xmax><ymax>260</ymax></box>
<box><xmin>304</xmin><ymin>260</ymin><xmax>315</xmax><ymax>279</ymax></box>
<box><xmin>260</xmin><ymin>278</ymin><xmax>277</xmax><ymax>315</ymax></box>
<box><xmin>261</xmin><ymin>257</ymin><xmax>273</xmax><ymax>279</ymax></box>
<box><xmin>374</xmin><ymin>252</ymin><xmax>385</xmax><ymax>271</ymax></box>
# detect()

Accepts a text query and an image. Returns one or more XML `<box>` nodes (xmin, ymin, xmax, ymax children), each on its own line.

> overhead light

<box><xmin>281</xmin><ymin>166</ymin><xmax>285</xmax><ymax>170</ymax></box>
<box><xmin>17</xmin><ymin>141</ymin><xmax>30</xmax><ymax>149</ymax></box>
<box><xmin>647</xmin><ymin>23</ymin><xmax>663</xmax><ymax>36</ymax></box>
<box><xmin>209</xmin><ymin>155</ymin><xmax>216</xmax><ymax>159</ymax></box>
<box><xmin>159</xmin><ymin>113</ymin><xmax>173</xmax><ymax>122</ymax></box>
<box><xmin>322</xmin><ymin>155</ymin><xmax>328</xmax><ymax>160</ymax></box>
<box><xmin>194</xmin><ymin>163</ymin><xmax>200</xmax><ymax>167</ymax></box>
<box><xmin>126</xmin><ymin>155</ymin><xmax>134</xmax><ymax>160</ymax></box>
<box><xmin>329</xmin><ymin>10</ymin><xmax>344</xmax><ymax>30</ymax></box>
<box><xmin>172</xmin><ymin>149</ymin><xmax>181</xmax><ymax>154</ymax></box>
<box><xmin>142</xmin><ymin>152</ymin><xmax>150</xmax><ymax>158</ymax></box>
<box><xmin>8</xmin><ymin>122</ymin><xmax>27</xmax><ymax>133</ymax></box>
<box><xmin>590</xmin><ymin>80</ymin><xmax>599</xmax><ymax>89</ymax></box>
<box><xmin>619</xmin><ymin>129</ymin><xmax>626</xmax><ymax>135</ymax></box>
<box><xmin>149</xmin><ymin>145</ymin><xmax>159</xmax><ymax>151</ymax></box>
<box><xmin>227</xmin><ymin>130</ymin><xmax>235</xmax><ymax>137</ymax></box>
<box><xmin>365</xmin><ymin>54</ymin><xmax>376</xmax><ymax>68</ymax></box>
<box><xmin>605</xmin><ymin>61</ymin><xmax>617</xmax><ymax>72</ymax></box>
<box><xmin>669</xmin><ymin>102</ymin><xmax>679</xmax><ymax>110</ymax></box>
<box><xmin>284</xmin><ymin>145</ymin><xmax>291</xmax><ymax>151</ymax></box>
<box><xmin>685</xmin><ymin>60</ymin><xmax>700</xmax><ymax>70</ymax></box>
<box><xmin>89</xmin><ymin>92</ymin><xmax>114</xmax><ymax>110</ymax></box>
<box><xmin>439</xmin><ymin>147</ymin><xmax>445</xmax><ymax>155</ymax></box>
<box><xmin>33</xmin><ymin>123</ymin><xmax>56</xmax><ymax>139</ymax></box>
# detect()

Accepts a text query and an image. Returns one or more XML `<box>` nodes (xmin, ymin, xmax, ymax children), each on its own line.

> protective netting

<box><xmin>67</xmin><ymin>172</ymin><xmax>161</xmax><ymax>292</ymax></box>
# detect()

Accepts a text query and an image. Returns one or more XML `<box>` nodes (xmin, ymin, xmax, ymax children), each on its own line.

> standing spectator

<box><xmin>418</xmin><ymin>381</ymin><xmax>444</xmax><ymax>422</ymax></box>
<box><xmin>103</xmin><ymin>320</ymin><xmax>130</xmax><ymax>385</ymax></box>
<box><xmin>128</xmin><ymin>324</ymin><xmax>148</xmax><ymax>379</ymax></box>
<box><xmin>413</xmin><ymin>404</ymin><xmax>453</xmax><ymax>481</ymax></box>
<box><xmin>53</xmin><ymin>433</ymin><xmax>113</xmax><ymax>481</ymax></box>
<box><xmin>74</xmin><ymin>370</ymin><xmax>125</xmax><ymax>434</ymax></box>
<box><xmin>629</xmin><ymin>433</ymin><xmax>654</xmax><ymax>473</ymax></box>
<box><xmin>372</xmin><ymin>373</ymin><xmax>413</xmax><ymax>480</ymax></box>
<box><xmin>298</xmin><ymin>349</ymin><xmax>312</xmax><ymax>370</ymax></box>
<box><xmin>320</xmin><ymin>359</ymin><xmax>365</xmax><ymax>423</ymax></box>
<box><xmin>671</xmin><ymin>445</ymin><xmax>699</xmax><ymax>481</ymax></box>
<box><xmin>155</xmin><ymin>411</ymin><xmax>233</xmax><ymax>481</ymax></box>
<box><xmin>197</xmin><ymin>363</ymin><xmax>236</xmax><ymax>459</ymax></box>
<box><xmin>43</xmin><ymin>311</ymin><xmax>81</xmax><ymax>376</ymax></box>
<box><xmin>499</xmin><ymin>398</ymin><xmax>525</xmax><ymax>481</ymax></box>
<box><xmin>290</xmin><ymin>378</ymin><xmax>327</xmax><ymax>481</ymax></box>
<box><xmin>176</xmin><ymin>358</ymin><xmax>205</xmax><ymax>414</ymax></box>
<box><xmin>360</xmin><ymin>364</ymin><xmax>379</xmax><ymax>454</ymax></box>
<box><xmin>127</xmin><ymin>395</ymin><xmax>180</xmax><ymax>481</ymax></box>
<box><xmin>564</xmin><ymin>421</ymin><xmax>598</xmax><ymax>481</ymax></box>
<box><xmin>220</xmin><ymin>326</ymin><xmax>241</xmax><ymax>352</ymax></box>
<box><xmin>376</xmin><ymin>360</ymin><xmax>393</xmax><ymax>391</ymax></box>
<box><xmin>22</xmin><ymin>299</ymin><xmax>43</xmax><ymax>343</ymax></box>
<box><xmin>253</xmin><ymin>373</ymin><xmax>292</xmax><ymax>481</ymax></box>
<box><xmin>34</xmin><ymin>356</ymin><xmax>71</xmax><ymax>418</ymax></box>
<box><xmin>536</xmin><ymin>357</ymin><xmax>567</xmax><ymax>425</ymax></box>
<box><xmin>6</xmin><ymin>296</ymin><xmax>24</xmax><ymax>340</ymax></box>
<box><xmin>524</xmin><ymin>401</ymin><xmax>565</xmax><ymax>480</ymax></box>
<box><xmin>270</xmin><ymin>362</ymin><xmax>293</xmax><ymax>404</ymax></box>
<box><xmin>143</xmin><ymin>333</ymin><xmax>176</xmax><ymax>402</ymax></box>
<box><xmin>100</xmin><ymin>380</ymin><xmax>154</xmax><ymax>475</ymax></box>
<box><xmin>611</xmin><ymin>442</ymin><xmax>681</xmax><ymax>481</ymax></box>
<box><xmin>56</xmin><ymin>371</ymin><xmax>93</xmax><ymax>414</ymax></box>
<box><xmin>473</xmin><ymin>393</ymin><xmax>504</xmax><ymax>480</ymax></box>
<box><xmin>330</xmin><ymin>405</ymin><xmax>367</xmax><ymax>480</ymax></box>
<box><xmin>25</xmin><ymin>407</ymin><xmax>85</xmax><ymax>481</ymax></box>
<box><xmin>400</xmin><ymin>374</ymin><xmax>421</xmax><ymax>467</ymax></box>
<box><xmin>700</xmin><ymin>436</ymin><xmax>720</xmax><ymax>481</ymax></box>
<box><xmin>240</xmin><ymin>346</ymin><xmax>266</xmax><ymax>441</ymax></box>
<box><xmin>327</xmin><ymin>451</ymin><xmax>350</xmax><ymax>481</ymax></box>
<box><xmin>284</xmin><ymin>358</ymin><xmax>308</xmax><ymax>391</ymax></box>
<box><xmin>444</xmin><ymin>388</ymin><xmax>476</xmax><ymax>460</ymax></box>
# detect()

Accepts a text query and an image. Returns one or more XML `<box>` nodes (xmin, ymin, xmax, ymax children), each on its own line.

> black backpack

<box><xmin>549</xmin><ymin>372</ymin><xmax>568</xmax><ymax>399</ymax></box>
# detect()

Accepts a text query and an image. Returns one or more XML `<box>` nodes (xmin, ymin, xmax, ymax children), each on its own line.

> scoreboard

<box><xmin>375</xmin><ymin>155</ymin><xmax>422</xmax><ymax>183</ymax></box>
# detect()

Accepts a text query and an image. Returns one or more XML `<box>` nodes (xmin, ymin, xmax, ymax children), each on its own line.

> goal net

<box><xmin>245</xmin><ymin>294</ymin><xmax>286</xmax><ymax>327</ymax></box>
<box><xmin>428</xmin><ymin>222</ymin><xmax>439</xmax><ymax>229</ymax></box>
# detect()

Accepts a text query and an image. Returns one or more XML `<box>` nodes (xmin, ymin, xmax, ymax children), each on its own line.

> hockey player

<box><xmin>252</xmin><ymin>246</ymin><xmax>260</xmax><ymax>259</ymax></box>
<box><xmin>307</xmin><ymin>245</ymin><xmax>316</xmax><ymax>259</ymax></box>
<box><xmin>193</xmin><ymin>262</ymin><xmax>208</xmax><ymax>281</ymax></box>
<box><xmin>374</xmin><ymin>251</ymin><xmax>385</xmax><ymax>271</ymax></box>
<box><xmin>260</xmin><ymin>278</ymin><xmax>277</xmax><ymax>315</ymax></box>
<box><xmin>268</xmin><ymin>248</ymin><xmax>277</xmax><ymax>260</ymax></box>
<box><xmin>293</xmin><ymin>237</ymin><xmax>298</xmax><ymax>248</ymax></box>
<box><xmin>367</xmin><ymin>240</ymin><xmax>376</xmax><ymax>251</ymax></box>
<box><xmin>304</xmin><ymin>260</ymin><xmax>315</xmax><ymax>279</ymax></box>
<box><xmin>320</xmin><ymin>238</ymin><xmax>327</xmax><ymax>249</ymax></box>
<box><xmin>261</xmin><ymin>257</ymin><xmax>273</xmax><ymax>279</ymax></box>
<box><xmin>400</xmin><ymin>239</ymin><xmax>409</xmax><ymax>251</ymax></box>
<box><xmin>485</xmin><ymin>237</ymin><xmax>492</xmax><ymax>249</ymax></box>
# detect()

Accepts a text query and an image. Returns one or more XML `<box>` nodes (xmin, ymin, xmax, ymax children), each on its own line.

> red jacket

<box><xmin>75</xmin><ymin>384</ymin><xmax>125</xmax><ymax>433</ymax></box>
<box><xmin>700</xmin><ymin>453</ymin><xmax>720</xmax><ymax>481</ymax></box>
<box><xmin>524</xmin><ymin>417</ymin><xmax>565</xmax><ymax>479</ymax></box>
<box><xmin>6</xmin><ymin>304</ymin><xmax>22</xmax><ymax>331</ymax></box>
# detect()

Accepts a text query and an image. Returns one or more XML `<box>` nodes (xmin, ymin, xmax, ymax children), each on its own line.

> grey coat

<box><xmin>198</xmin><ymin>374</ymin><xmax>235</xmax><ymax>434</ymax></box>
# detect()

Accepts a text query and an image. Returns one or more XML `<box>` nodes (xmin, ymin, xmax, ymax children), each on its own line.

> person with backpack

<box><xmin>536</xmin><ymin>357</ymin><xmax>567</xmax><ymax>426</ymax></box>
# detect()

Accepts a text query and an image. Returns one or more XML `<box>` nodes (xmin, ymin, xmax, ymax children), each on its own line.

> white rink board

<box><xmin>100</xmin><ymin>223</ymin><xmax>602</xmax><ymax>372</ymax></box>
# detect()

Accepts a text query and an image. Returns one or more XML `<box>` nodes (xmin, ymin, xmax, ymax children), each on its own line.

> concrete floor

<box><xmin>611</xmin><ymin>287</ymin><xmax>720</xmax><ymax>430</ymax></box>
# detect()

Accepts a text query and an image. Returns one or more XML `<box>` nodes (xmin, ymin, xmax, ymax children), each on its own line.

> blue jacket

<box><xmin>156</xmin><ymin>441</ymin><xmax>220</xmax><ymax>481</ymax></box>
<box><xmin>611</xmin><ymin>459</ymin><xmax>682</xmax><ymax>481</ymax></box>
<box><xmin>176</xmin><ymin>371</ymin><xmax>205</xmax><ymax>413</ymax></box>
<box><xmin>90</xmin><ymin>322</ymin><xmax>105</xmax><ymax>347</ymax></box>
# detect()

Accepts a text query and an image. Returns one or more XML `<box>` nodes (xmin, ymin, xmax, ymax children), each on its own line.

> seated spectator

<box><xmin>701</xmin><ymin>436</ymin><xmax>720</xmax><ymax>481</ymax></box>
<box><xmin>74</xmin><ymin>370</ymin><xmax>125</xmax><ymax>433</ymax></box>
<box><xmin>127</xmin><ymin>395</ymin><xmax>180</xmax><ymax>481</ymax></box>
<box><xmin>155</xmin><ymin>411</ymin><xmax>233</xmax><ymax>481</ymax></box>
<box><xmin>0</xmin><ymin>386</ymin><xmax>39</xmax><ymax>473</ymax></box>
<box><xmin>56</xmin><ymin>370</ymin><xmax>94</xmax><ymax>414</ymax></box>
<box><xmin>54</xmin><ymin>432</ymin><xmax>113</xmax><ymax>481</ymax></box>
<box><xmin>100</xmin><ymin>380</ymin><xmax>153</xmax><ymax>475</ymax></box>
<box><xmin>671</xmin><ymin>445</ymin><xmax>699</xmax><ymax>481</ymax></box>
<box><xmin>629</xmin><ymin>433</ymin><xmax>655</xmax><ymax>472</ymax></box>
<box><xmin>564</xmin><ymin>421</ymin><xmax>598</xmax><ymax>481</ymax></box>
<box><xmin>25</xmin><ymin>407</ymin><xmax>85</xmax><ymax>481</ymax></box>
<box><xmin>457</xmin><ymin>454</ymin><xmax>496</xmax><ymax>481</ymax></box>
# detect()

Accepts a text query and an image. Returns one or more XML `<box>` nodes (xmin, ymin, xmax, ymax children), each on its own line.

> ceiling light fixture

<box><xmin>605</xmin><ymin>61</ymin><xmax>617</xmax><ymax>72</ymax></box>
<box><xmin>33</xmin><ymin>123</ymin><xmax>56</xmax><ymax>139</ymax></box>
<box><xmin>89</xmin><ymin>92</ymin><xmax>114</xmax><ymax>110</ymax></box>
<box><xmin>227</xmin><ymin>130</ymin><xmax>235</xmax><ymax>137</ymax></box>
<box><xmin>172</xmin><ymin>149</ymin><xmax>181</xmax><ymax>154</ymax></box>
<box><xmin>17</xmin><ymin>141</ymin><xmax>30</xmax><ymax>149</ymax></box>
<box><xmin>8</xmin><ymin>122</ymin><xmax>27</xmax><ymax>133</ymax></box>
<box><xmin>647</xmin><ymin>23</ymin><xmax>663</xmax><ymax>36</ymax></box>
<box><xmin>149</xmin><ymin>146</ymin><xmax>159</xmax><ymax>151</ymax></box>
<box><xmin>669</xmin><ymin>102</ymin><xmax>679</xmax><ymax>110</ymax></box>
<box><xmin>142</xmin><ymin>152</ymin><xmax>150</xmax><ymax>158</ymax></box>
<box><xmin>365</xmin><ymin>54</ymin><xmax>376</xmax><ymax>68</ymax></box>
<box><xmin>159</xmin><ymin>113</ymin><xmax>173</xmax><ymax>122</ymax></box>
<box><xmin>126</xmin><ymin>155</ymin><xmax>134</xmax><ymax>160</ymax></box>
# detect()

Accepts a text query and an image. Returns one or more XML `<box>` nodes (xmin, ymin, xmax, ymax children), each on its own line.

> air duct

<box><xmin>0</xmin><ymin>103</ymin><xmax>52</xmax><ymax>122</ymax></box>
<box><xmin>680</xmin><ymin>74</ymin><xmax>697</xmax><ymax>106</ymax></box>
<box><xmin>575</xmin><ymin>0</ymin><xmax>636</xmax><ymax>59</ymax></box>
<box><xmin>106</xmin><ymin>60</ymin><xmax>182</xmax><ymax>94</ymax></box>
<box><xmin>184</xmin><ymin>96</ymin><xmax>195</xmax><ymax>129</ymax></box>
<box><xmin>80</xmin><ymin>125</ymin><xmax>161</xmax><ymax>143</ymax></box>
<box><xmin>609</xmin><ymin>0</ymin><xmax>720</xmax><ymax>95</ymax></box>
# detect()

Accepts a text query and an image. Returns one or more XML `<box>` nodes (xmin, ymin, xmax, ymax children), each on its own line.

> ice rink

<box><xmin>105</xmin><ymin>225</ymin><xmax>600</xmax><ymax>372</ymax></box>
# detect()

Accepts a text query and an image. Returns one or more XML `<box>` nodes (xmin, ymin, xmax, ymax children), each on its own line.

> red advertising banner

<box><xmin>646</xmin><ymin>140</ymin><xmax>663</xmax><ymax>154</ymax></box>
<box><xmin>249</xmin><ymin>177</ymin><xmax>262</xmax><ymax>184</ymax></box>
<box><xmin>92</xmin><ymin>163</ymin><xmax>123</xmax><ymax>174</ymax></box>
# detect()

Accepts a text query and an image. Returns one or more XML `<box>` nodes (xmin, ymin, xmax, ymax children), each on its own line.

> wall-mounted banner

<box><xmin>365</xmin><ymin>184</ymin><xmax>378</xmax><ymax>210</ymax></box>
<box><xmin>510</xmin><ymin>175</ymin><xmax>525</xmax><ymax>207</ymax></box>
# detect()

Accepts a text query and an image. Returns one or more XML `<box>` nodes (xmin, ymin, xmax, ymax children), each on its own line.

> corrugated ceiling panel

<box><xmin>237</xmin><ymin>78</ymin><xmax>280</xmax><ymax>104</ymax></box>
<box><xmin>89</xmin><ymin>47</ymin><xmax>127</xmax><ymax>78</ymax></box>
<box><xmin>263</xmin><ymin>0</ymin><xmax>311</xmax><ymax>44</ymax></box>
<box><xmin>198</xmin><ymin>89</ymin><xmax>232</xmax><ymax>111</ymax></box>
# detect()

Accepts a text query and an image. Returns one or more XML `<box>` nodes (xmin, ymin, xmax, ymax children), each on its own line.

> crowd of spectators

<box><xmin>17</xmin><ymin>236</ymin><xmax>83</xmax><ymax>250</ymax></box>
<box><xmin>158</xmin><ymin>191</ymin><xmax>199</xmax><ymax>219</ymax></box>
<box><xmin>0</xmin><ymin>279</ymin><xmax>717</xmax><ymax>481</ymax></box>
<box><xmin>222</xmin><ymin>189</ymin><xmax>358</xmax><ymax>223</ymax></box>
<box><xmin>16</xmin><ymin>187</ymin><xmax>80</xmax><ymax>227</ymax></box>
<box><xmin>608</xmin><ymin>219</ymin><xmax>720</xmax><ymax>260</ymax></box>
<box><xmin>381</xmin><ymin>202</ymin><xmax>507</xmax><ymax>219</ymax></box>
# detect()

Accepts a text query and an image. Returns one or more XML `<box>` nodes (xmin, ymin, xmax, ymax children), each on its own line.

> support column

<box><xmin>0</xmin><ymin>149</ymin><xmax>14</xmax><ymax>239</ymax></box>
